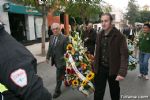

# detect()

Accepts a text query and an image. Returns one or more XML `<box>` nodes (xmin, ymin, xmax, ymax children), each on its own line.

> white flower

<box><xmin>79</xmin><ymin>56</ymin><xmax>83</xmax><ymax>60</ymax></box>
<box><xmin>128</xmin><ymin>43</ymin><xmax>134</xmax><ymax>51</ymax></box>
<box><xmin>129</xmin><ymin>62</ymin><xmax>132</xmax><ymax>65</ymax></box>
<box><xmin>79</xmin><ymin>86</ymin><xmax>84</xmax><ymax>91</ymax></box>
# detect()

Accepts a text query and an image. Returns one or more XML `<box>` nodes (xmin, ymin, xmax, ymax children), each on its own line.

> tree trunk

<box><xmin>82</xmin><ymin>17</ymin><xmax>86</xmax><ymax>26</ymax></box>
<box><xmin>41</xmin><ymin>5</ymin><xmax>46</xmax><ymax>56</ymax></box>
<box><xmin>64</xmin><ymin>13</ymin><xmax>69</xmax><ymax>35</ymax></box>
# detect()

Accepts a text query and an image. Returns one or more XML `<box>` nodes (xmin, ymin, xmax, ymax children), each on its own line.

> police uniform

<box><xmin>0</xmin><ymin>23</ymin><xmax>52</xmax><ymax>100</ymax></box>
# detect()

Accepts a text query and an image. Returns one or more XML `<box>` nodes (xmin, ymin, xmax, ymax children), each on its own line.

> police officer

<box><xmin>0</xmin><ymin>21</ymin><xmax>52</xmax><ymax>100</ymax></box>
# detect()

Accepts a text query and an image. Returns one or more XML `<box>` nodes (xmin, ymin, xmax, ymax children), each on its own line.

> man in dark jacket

<box><xmin>94</xmin><ymin>13</ymin><xmax>128</xmax><ymax>100</ymax></box>
<box><xmin>0</xmin><ymin>22</ymin><xmax>52</xmax><ymax>100</ymax></box>
<box><xmin>46</xmin><ymin>23</ymin><xmax>69</xmax><ymax>98</ymax></box>
<box><xmin>123</xmin><ymin>25</ymin><xmax>130</xmax><ymax>37</ymax></box>
<box><xmin>82</xmin><ymin>23</ymin><xmax>97</xmax><ymax>55</ymax></box>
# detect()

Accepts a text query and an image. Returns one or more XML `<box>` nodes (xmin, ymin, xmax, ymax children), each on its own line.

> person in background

<box><xmin>82</xmin><ymin>23</ymin><xmax>97</xmax><ymax>55</ymax></box>
<box><xmin>123</xmin><ymin>25</ymin><xmax>130</xmax><ymax>38</ymax></box>
<box><xmin>138</xmin><ymin>23</ymin><xmax>150</xmax><ymax>80</ymax></box>
<box><xmin>98</xmin><ymin>27</ymin><xmax>101</xmax><ymax>33</ymax></box>
<box><xmin>0</xmin><ymin>21</ymin><xmax>52</xmax><ymax>100</ymax></box>
<box><xmin>128</xmin><ymin>25</ymin><xmax>136</xmax><ymax>41</ymax></box>
<box><xmin>61</xmin><ymin>28</ymin><xmax>65</xmax><ymax>35</ymax></box>
<box><xmin>46</xmin><ymin>23</ymin><xmax>69</xmax><ymax>98</ymax></box>
<box><xmin>94</xmin><ymin>13</ymin><xmax>128</xmax><ymax>100</ymax></box>
<box><xmin>48</xmin><ymin>26</ymin><xmax>53</xmax><ymax>38</ymax></box>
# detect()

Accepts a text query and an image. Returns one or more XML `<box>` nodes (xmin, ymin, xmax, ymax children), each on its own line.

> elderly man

<box><xmin>94</xmin><ymin>13</ymin><xmax>128</xmax><ymax>100</ymax></box>
<box><xmin>46</xmin><ymin>23</ymin><xmax>69</xmax><ymax>98</ymax></box>
<box><xmin>0</xmin><ymin>21</ymin><xmax>52</xmax><ymax>100</ymax></box>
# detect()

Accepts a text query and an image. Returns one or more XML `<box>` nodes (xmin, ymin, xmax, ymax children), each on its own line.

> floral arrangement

<box><xmin>128</xmin><ymin>39</ymin><xmax>138</xmax><ymax>70</ymax></box>
<box><xmin>64</xmin><ymin>32</ymin><xmax>95</xmax><ymax>96</ymax></box>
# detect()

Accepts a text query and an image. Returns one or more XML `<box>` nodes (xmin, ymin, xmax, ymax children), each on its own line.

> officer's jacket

<box><xmin>0</xmin><ymin>25</ymin><xmax>51</xmax><ymax>100</ymax></box>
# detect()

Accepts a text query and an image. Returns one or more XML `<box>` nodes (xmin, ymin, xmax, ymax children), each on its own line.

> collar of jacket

<box><xmin>101</xmin><ymin>27</ymin><xmax>119</xmax><ymax>36</ymax></box>
<box><xmin>100</xmin><ymin>27</ymin><xmax>119</xmax><ymax>39</ymax></box>
<box><xmin>100</xmin><ymin>27</ymin><xmax>120</xmax><ymax>46</ymax></box>
<box><xmin>52</xmin><ymin>33</ymin><xmax>63</xmax><ymax>44</ymax></box>
<box><xmin>53</xmin><ymin>33</ymin><xmax>63</xmax><ymax>37</ymax></box>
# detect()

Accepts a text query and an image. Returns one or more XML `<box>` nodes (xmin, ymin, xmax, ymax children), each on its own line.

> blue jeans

<box><xmin>139</xmin><ymin>52</ymin><xmax>150</xmax><ymax>75</ymax></box>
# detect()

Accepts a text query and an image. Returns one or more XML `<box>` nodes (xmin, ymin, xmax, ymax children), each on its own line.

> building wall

<box><xmin>0</xmin><ymin>0</ymin><xmax>10</xmax><ymax>33</ymax></box>
<box><xmin>25</xmin><ymin>15</ymin><xmax>36</xmax><ymax>40</ymax></box>
<box><xmin>110</xmin><ymin>7</ymin><xmax>124</xmax><ymax>30</ymax></box>
<box><xmin>47</xmin><ymin>12</ymin><xmax>60</xmax><ymax>26</ymax></box>
<box><xmin>0</xmin><ymin>0</ymin><xmax>44</xmax><ymax>41</ymax></box>
<box><xmin>35</xmin><ymin>16</ymin><xmax>43</xmax><ymax>38</ymax></box>
<box><xmin>141</xmin><ymin>5</ymin><xmax>150</xmax><ymax>11</ymax></box>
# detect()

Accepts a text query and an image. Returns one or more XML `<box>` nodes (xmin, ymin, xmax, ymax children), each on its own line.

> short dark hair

<box><xmin>101</xmin><ymin>13</ymin><xmax>113</xmax><ymax>22</ymax></box>
<box><xmin>144</xmin><ymin>23</ymin><xmax>150</xmax><ymax>29</ymax></box>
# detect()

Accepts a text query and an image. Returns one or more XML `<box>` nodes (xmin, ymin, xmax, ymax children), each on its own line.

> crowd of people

<box><xmin>46</xmin><ymin>14</ymin><xmax>150</xmax><ymax>100</ymax></box>
<box><xmin>0</xmin><ymin>13</ymin><xmax>150</xmax><ymax>100</ymax></box>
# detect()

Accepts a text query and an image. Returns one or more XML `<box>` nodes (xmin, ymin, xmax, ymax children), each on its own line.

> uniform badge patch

<box><xmin>10</xmin><ymin>69</ymin><xmax>27</xmax><ymax>87</ymax></box>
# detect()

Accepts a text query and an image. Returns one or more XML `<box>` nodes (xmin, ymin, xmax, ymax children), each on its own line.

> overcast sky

<box><xmin>104</xmin><ymin>0</ymin><xmax>150</xmax><ymax>11</ymax></box>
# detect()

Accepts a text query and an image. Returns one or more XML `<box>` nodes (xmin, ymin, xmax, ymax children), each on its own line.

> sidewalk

<box><xmin>26</xmin><ymin>42</ymin><xmax>49</xmax><ymax>64</ymax></box>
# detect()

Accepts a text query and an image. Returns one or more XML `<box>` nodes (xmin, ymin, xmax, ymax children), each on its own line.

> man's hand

<box><xmin>46</xmin><ymin>59</ymin><xmax>49</xmax><ymax>64</ymax></box>
<box><xmin>115</xmin><ymin>75</ymin><xmax>125</xmax><ymax>81</ymax></box>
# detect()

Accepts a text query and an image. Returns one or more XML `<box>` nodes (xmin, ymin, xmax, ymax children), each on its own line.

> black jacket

<box><xmin>0</xmin><ymin>24</ymin><xmax>51</xmax><ymax>100</ymax></box>
<box><xmin>82</xmin><ymin>28</ymin><xmax>97</xmax><ymax>55</ymax></box>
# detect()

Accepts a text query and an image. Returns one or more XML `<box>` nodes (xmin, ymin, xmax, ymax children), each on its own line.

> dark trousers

<box><xmin>94</xmin><ymin>67</ymin><xmax>120</xmax><ymax>100</ymax></box>
<box><xmin>52</xmin><ymin>57</ymin><xmax>65</xmax><ymax>93</ymax></box>
<box><xmin>55</xmin><ymin>68</ymin><xmax>65</xmax><ymax>93</ymax></box>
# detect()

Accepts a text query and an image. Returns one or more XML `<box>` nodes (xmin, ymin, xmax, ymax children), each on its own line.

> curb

<box><xmin>37</xmin><ymin>61</ymin><xmax>45</xmax><ymax>65</ymax></box>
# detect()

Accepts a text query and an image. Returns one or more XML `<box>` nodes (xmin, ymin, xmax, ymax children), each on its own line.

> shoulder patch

<box><xmin>10</xmin><ymin>69</ymin><xmax>27</xmax><ymax>88</ymax></box>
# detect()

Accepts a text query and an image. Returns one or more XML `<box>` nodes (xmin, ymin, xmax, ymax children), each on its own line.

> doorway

<box><xmin>8</xmin><ymin>13</ymin><xmax>27</xmax><ymax>42</ymax></box>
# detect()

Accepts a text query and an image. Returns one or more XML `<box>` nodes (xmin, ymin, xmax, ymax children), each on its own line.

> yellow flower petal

<box><xmin>86</xmin><ymin>72</ymin><xmax>95</xmax><ymax>80</ymax></box>
<box><xmin>72</xmin><ymin>80</ymin><xmax>79</xmax><ymax>87</ymax></box>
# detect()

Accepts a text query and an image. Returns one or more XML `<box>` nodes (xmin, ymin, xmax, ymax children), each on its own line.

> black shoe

<box><xmin>53</xmin><ymin>91</ymin><xmax>61</xmax><ymax>98</ymax></box>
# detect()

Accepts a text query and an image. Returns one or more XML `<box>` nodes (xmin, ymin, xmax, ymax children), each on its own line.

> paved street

<box><xmin>37</xmin><ymin>62</ymin><xmax>150</xmax><ymax>100</ymax></box>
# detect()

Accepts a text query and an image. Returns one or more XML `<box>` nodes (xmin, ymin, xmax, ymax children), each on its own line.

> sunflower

<box><xmin>86</xmin><ymin>72</ymin><xmax>95</xmax><ymax>80</ymax></box>
<box><xmin>67</xmin><ymin>44</ymin><xmax>73</xmax><ymax>50</ymax></box>
<box><xmin>72</xmin><ymin>80</ymin><xmax>79</xmax><ymax>87</ymax></box>
<box><xmin>71</xmin><ymin>49</ymin><xmax>75</xmax><ymax>55</ymax></box>
<box><xmin>81</xmin><ymin>79</ymin><xmax>88</xmax><ymax>87</ymax></box>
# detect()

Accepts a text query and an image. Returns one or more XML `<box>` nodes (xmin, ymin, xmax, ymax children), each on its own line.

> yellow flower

<box><xmin>81</xmin><ymin>79</ymin><xmax>88</xmax><ymax>86</ymax></box>
<box><xmin>71</xmin><ymin>49</ymin><xmax>75</xmax><ymax>55</ymax></box>
<box><xmin>72</xmin><ymin>80</ymin><xmax>79</xmax><ymax>87</ymax></box>
<box><xmin>86</xmin><ymin>72</ymin><xmax>95</xmax><ymax>80</ymax></box>
<box><xmin>66</xmin><ymin>44</ymin><xmax>75</xmax><ymax>55</ymax></box>
<box><xmin>67</xmin><ymin>44</ymin><xmax>73</xmax><ymax>50</ymax></box>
